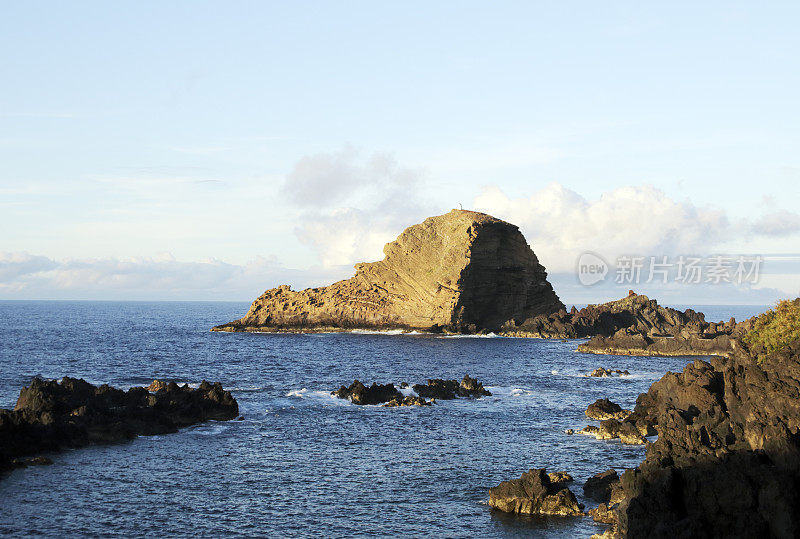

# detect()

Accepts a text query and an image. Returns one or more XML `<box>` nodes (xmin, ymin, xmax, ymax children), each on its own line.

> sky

<box><xmin>1</xmin><ymin>1</ymin><xmax>799</xmax><ymax>305</ymax></box>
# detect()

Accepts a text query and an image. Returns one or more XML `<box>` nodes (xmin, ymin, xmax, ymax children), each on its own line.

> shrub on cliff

<box><xmin>743</xmin><ymin>298</ymin><xmax>800</xmax><ymax>362</ymax></box>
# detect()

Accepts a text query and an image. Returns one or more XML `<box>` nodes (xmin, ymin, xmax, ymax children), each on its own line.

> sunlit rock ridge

<box><xmin>213</xmin><ymin>209</ymin><xmax>564</xmax><ymax>333</ymax></box>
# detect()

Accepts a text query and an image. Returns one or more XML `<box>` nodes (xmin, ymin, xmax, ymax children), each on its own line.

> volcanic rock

<box><xmin>579</xmin><ymin>419</ymin><xmax>645</xmax><ymax>445</ymax></box>
<box><xmin>584</xmin><ymin>469</ymin><xmax>620</xmax><ymax>502</ymax></box>
<box><xmin>0</xmin><ymin>377</ymin><xmax>239</xmax><ymax>474</ymax></box>
<box><xmin>383</xmin><ymin>395</ymin><xmax>430</xmax><ymax>407</ymax></box>
<box><xmin>606</xmin><ymin>301</ymin><xmax>800</xmax><ymax>537</ymax></box>
<box><xmin>412</xmin><ymin>376</ymin><xmax>492</xmax><ymax>400</ymax></box>
<box><xmin>585</xmin><ymin>398</ymin><xmax>631</xmax><ymax>421</ymax></box>
<box><xmin>589</xmin><ymin>367</ymin><xmax>630</xmax><ymax>377</ymax></box>
<box><xmin>548</xmin><ymin>471</ymin><xmax>574</xmax><ymax>485</ymax></box>
<box><xmin>147</xmin><ymin>379</ymin><xmax>169</xmax><ymax>392</ymax></box>
<box><xmin>589</xmin><ymin>503</ymin><xmax>617</xmax><ymax>525</ymax></box>
<box><xmin>504</xmin><ymin>292</ymin><xmax>749</xmax><ymax>357</ymax></box>
<box><xmin>212</xmin><ymin>210</ymin><xmax>563</xmax><ymax>333</ymax></box>
<box><xmin>332</xmin><ymin>380</ymin><xmax>401</xmax><ymax>405</ymax></box>
<box><xmin>489</xmin><ymin>468</ymin><xmax>584</xmax><ymax>516</ymax></box>
<box><xmin>503</xmin><ymin>293</ymin><xmax>702</xmax><ymax>339</ymax></box>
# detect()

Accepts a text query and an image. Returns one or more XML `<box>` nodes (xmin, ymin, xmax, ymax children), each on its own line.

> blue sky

<box><xmin>1</xmin><ymin>2</ymin><xmax>799</xmax><ymax>304</ymax></box>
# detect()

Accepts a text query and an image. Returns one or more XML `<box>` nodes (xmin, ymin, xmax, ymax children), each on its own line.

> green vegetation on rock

<box><xmin>743</xmin><ymin>298</ymin><xmax>800</xmax><ymax>363</ymax></box>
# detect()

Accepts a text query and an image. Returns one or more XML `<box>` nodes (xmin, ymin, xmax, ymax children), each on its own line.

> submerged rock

<box><xmin>0</xmin><ymin>377</ymin><xmax>239</xmax><ymax>474</ymax></box>
<box><xmin>489</xmin><ymin>468</ymin><xmax>584</xmax><ymax>516</ymax></box>
<box><xmin>212</xmin><ymin>210</ymin><xmax>563</xmax><ymax>333</ymax></box>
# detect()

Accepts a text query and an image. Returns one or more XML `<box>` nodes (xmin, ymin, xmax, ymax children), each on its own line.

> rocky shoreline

<box><xmin>489</xmin><ymin>299</ymin><xmax>800</xmax><ymax>538</ymax></box>
<box><xmin>0</xmin><ymin>377</ymin><xmax>239</xmax><ymax>475</ymax></box>
<box><xmin>504</xmin><ymin>291</ymin><xmax>751</xmax><ymax>358</ymax></box>
<box><xmin>215</xmin><ymin>287</ymin><xmax>753</xmax><ymax>360</ymax></box>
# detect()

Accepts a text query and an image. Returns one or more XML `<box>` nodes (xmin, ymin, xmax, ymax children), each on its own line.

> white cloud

<box><xmin>473</xmin><ymin>183</ymin><xmax>731</xmax><ymax>272</ymax></box>
<box><xmin>284</xmin><ymin>149</ymin><xmax>435</xmax><ymax>267</ymax></box>
<box><xmin>752</xmin><ymin>211</ymin><xmax>800</xmax><ymax>237</ymax></box>
<box><xmin>281</xmin><ymin>147</ymin><xmax>418</xmax><ymax>208</ymax></box>
<box><xmin>0</xmin><ymin>252</ymin><xmax>350</xmax><ymax>300</ymax></box>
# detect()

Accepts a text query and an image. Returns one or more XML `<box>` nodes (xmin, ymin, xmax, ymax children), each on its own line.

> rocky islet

<box><xmin>213</xmin><ymin>210</ymin><xmax>564</xmax><ymax>334</ymax></box>
<box><xmin>332</xmin><ymin>375</ymin><xmax>492</xmax><ymax>406</ymax></box>
<box><xmin>0</xmin><ymin>377</ymin><xmax>239</xmax><ymax>474</ymax></box>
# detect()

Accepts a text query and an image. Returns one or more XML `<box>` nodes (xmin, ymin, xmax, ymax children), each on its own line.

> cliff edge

<box><xmin>213</xmin><ymin>210</ymin><xmax>564</xmax><ymax>333</ymax></box>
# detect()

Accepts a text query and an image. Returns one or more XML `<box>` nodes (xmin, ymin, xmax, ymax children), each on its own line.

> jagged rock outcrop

<box><xmin>501</xmin><ymin>292</ymin><xmax>698</xmax><ymax>338</ymax></box>
<box><xmin>598</xmin><ymin>301</ymin><xmax>800</xmax><ymax>537</ymax></box>
<box><xmin>548</xmin><ymin>471</ymin><xmax>574</xmax><ymax>485</ymax></box>
<box><xmin>489</xmin><ymin>468</ymin><xmax>584</xmax><ymax>516</ymax></box>
<box><xmin>0</xmin><ymin>377</ymin><xmax>239</xmax><ymax>474</ymax></box>
<box><xmin>589</xmin><ymin>367</ymin><xmax>630</xmax><ymax>377</ymax></box>
<box><xmin>412</xmin><ymin>375</ymin><xmax>492</xmax><ymax>399</ymax></box>
<box><xmin>383</xmin><ymin>395</ymin><xmax>430</xmax><ymax>407</ymax></box>
<box><xmin>332</xmin><ymin>380</ymin><xmax>402</xmax><ymax>405</ymax></box>
<box><xmin>503</xmin><ymin>292</ymin><xmax>747</xmax><ymax>357</ymax></box>
<box><xmin>584</xmin><ymin>469</ymin><xmax>620</xmax><ymax>503</ymax></box>
<box><xmin>586</xmin><ymin>398</ymin><xmax>631</xmax><ymax>421</ymax></box>
<box><xmin>580</xmin><ymin>419</ymin><xmax>646</xmax><ymax>445</ymax></box>
<box><xmin>332</xmin><ymin>375</ymin><xmax>490</xmax><ymax>405</ymax></box>
<box><xmin>213</xmin><ymin>210</ymin><xmax>563</xmax><ymax>333</ymax></box>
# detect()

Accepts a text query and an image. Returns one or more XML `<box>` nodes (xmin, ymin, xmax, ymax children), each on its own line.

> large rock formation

<box><xmin>213</xmin><ymin>210</ymin><xmax>563</xmax><ymax>333</ymax></box>
<box><xmin>597</xmin><ymin>300</ymin><xmax>800</xmax><ymax>537</ymax></box>
<box><xmin>0</xmin><ymin>377</ymin><xmax>239</xmax><ymax>474</ymax></box>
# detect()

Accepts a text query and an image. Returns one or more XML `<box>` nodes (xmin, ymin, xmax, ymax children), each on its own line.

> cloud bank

<box><xmin>0</xmin><ymin>252</ymin><xmax>352</xmax><ymax>301</ymax></box>
<box><xmin>283</xmin><ymin>148</ymin><xmax>435</xmax><ymax>267</ymax></box>
<box><xmin>473</xmin><ymin>183</ymin><xmax>734</xmax><ymax>273</ymax></box>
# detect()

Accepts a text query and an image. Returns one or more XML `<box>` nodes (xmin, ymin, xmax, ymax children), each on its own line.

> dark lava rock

<box><xmin>332</xmin><ymin>380</ymin><xmax>401</xmax><ymax>405</ymax></box>
<box><xmin>585</xmin><ymin>398</ymin><xmax>631</xmax><ymax>421</ymax></box>
<box><xmin>504</xmin><ymin>293</ymin><xmax>707</xmax><ymax>339</ymax></box>
<box><xmin>0</xmin><ymin>377</ymin><xmax>239</xmax><ymax>473</ymax></box>
<box><xmin>505</xmin><ymin>292</ymin><xmax>753</xmax><ymax>358</ymax></box>
<box><xmin>412</xmin><ymin>375</ymin><xmax>491</xmax><ymax>400</ymax></box>
<box><xmin>459</xmin><ymin>375</ymin><xmax>492</xmax><ymax>397</ymax></box>
<box><xmin>589</xmin><ymin>367</ymin><xmax>630</xmax><ymax>377</ymax></box>
<box><xmin>579</xmin><ymin>418</ymin><xmax>645</xmax><ymax>445</ymax></box>
<box><xmin>548</xmin><ymin>471</ymin><xmax>574</xmax><ymax>485</ymax></box>
<box><xmin>584</xmin><ymin>469</ymin><xmax>620</xmax><ymax>502</ymax></box>
<box><xmin>10</xmin><ymin>456</ymin><xmax>53</xmax><ymax>468</ymax></box>
<box><xmin>589</xmin><ymin>502</ymin><xmax>616</xmax><ymax>524</ymax></box>
<box><xmin>383</xmin><ymin>395</ymin><xmax>430</xmax><ymax>407</ymax></box>
<box><xmin>489</xmin><ymin>468</ymin><xmax>584</xmax><ymax>516</ymax></box>
<box><xmin>609</xmin><ymin>329</ymin><xmax>800</xmax><ymax>537</ymax></box>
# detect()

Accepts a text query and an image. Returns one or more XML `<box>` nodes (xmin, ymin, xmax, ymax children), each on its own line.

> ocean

<box><xmin>0</xmin><ymin>301</ymin><xmax>768</xmax><ymax>537</ymax></box>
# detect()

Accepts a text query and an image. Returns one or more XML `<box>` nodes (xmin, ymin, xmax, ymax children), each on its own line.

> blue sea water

<box><xmin>0</xmin><ymin>301</ymin><xmax>768</xmax><ymax>538</ymax></box>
